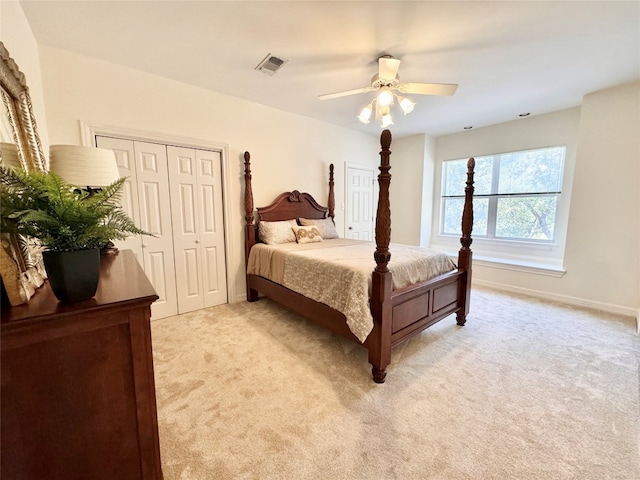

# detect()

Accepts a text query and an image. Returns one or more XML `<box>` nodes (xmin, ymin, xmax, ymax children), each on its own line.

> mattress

<box><xmin>247</xmin><ymin>238</ymin><xmax>456</xmax><ymax>342</ymax></box>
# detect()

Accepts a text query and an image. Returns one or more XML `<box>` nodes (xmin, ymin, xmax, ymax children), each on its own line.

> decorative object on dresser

<box><xmin>244</xmin><ymin>129</ymin><xmax>475</xmax><ymax>383</ymax></box>
<box><xmin>49</xmin><ymin>144</ymin><xmax>125</xmax><ymax>255</ymax></box>
<box><xmin>49</xmin><ymin>144</ymin><xmax>121</xmax><ymax>192</ymax></box>
<box><xmin>0</xmin><ymin>42</ymin><xmax>46</xmax><ymax>172</ymax></box>
<box><xmin>0</xmin><ymin>42</ymin><xmax>48</xmax><ymax>305</ymax></box>
<box><xmin>0</xmin><ymin>142</ymin><xmax>22</xmax><ymax>168</ymax></box>
<box><xmin>1</xmin><ymin>250</ymin><xmax>163</xmax><ymax>480</ymax></box>
<box><xmin>0</xmin><ymin>166</ymin><xmax>150</xmax><ymax>302</ymax></box>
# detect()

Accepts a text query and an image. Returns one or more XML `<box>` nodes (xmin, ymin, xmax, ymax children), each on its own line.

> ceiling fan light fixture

<box><xmin>318</xmin><ymin>55</ymin><xmax>459</xmax><ymax>130</ymax></box>
<box><xmin>397</xmin><ymin>95</ymin><xmax>416</xmax><ymax>114</ymax></box>
<box><xmin>380</xmin><ymin>112</ymin><xmax>394</xmax><ymax>128</ymax></box>
<box><xmin>377</xmin><ymin>105</ymin><xmax>390</xmax><ymax>116</ymax></box>
<box><xmin>377</xmin><ymin>87</ymin><xmax>394</xmax><ymax>107</ymax></box>
<box><xmin>357</xmin><ymin>103</ymin><xmax>373</xmax><ymax>124</ymax></box>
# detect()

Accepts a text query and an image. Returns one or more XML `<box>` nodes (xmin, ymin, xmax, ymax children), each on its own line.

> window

<box><xmin>441</xmin><ymin>146</ymin><xmax>566</xmax><ymax>243</ymax></box>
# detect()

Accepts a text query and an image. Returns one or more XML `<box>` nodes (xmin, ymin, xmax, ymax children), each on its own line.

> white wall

<box><xmin>389</xmin><ymin>134</ymin><xmax>426</xmax><ymax>245</ymax></box>
<box><xmin>420</xmin><ymin>134</ymin><xmax>437</xmax><ymax>247</ymax></box>
<box><xmin>0</xmin><ymin>0</ymin><xmax>49</xmax><ymax>152</ymax></box>
<box><xmin>388</xmin><ymin>133</ymin><xmax>438</xmax><ymax>247</ymax></box>
<box><xmin>563</xmin><ymin>81</ymin><xmax>639</xmax><ymax>312</ymax></box>
<box><xmin>434</xmin><ymin>87</ymin><xmax>639</xmax><ymax>315</ymax></box>
<box><xmin>37</xmin><ymin>46</ymin><xmax>380</xmax><ymax>302</ymax></box>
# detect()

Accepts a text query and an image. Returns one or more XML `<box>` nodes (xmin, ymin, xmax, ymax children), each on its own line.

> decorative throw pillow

<box><xmin>292</xmin><ymin>226</ymin><xmax>323</xmax><ymax>244</ymax></box>
<box><xmin>258</xmin><ymin>219</ymin><xmax>297</xmax><ymax>245</ymax></box>
<box><xmin>299</xmin><ymin>217</ymin><xmax>339</xmax><ymax>239</ymax></box>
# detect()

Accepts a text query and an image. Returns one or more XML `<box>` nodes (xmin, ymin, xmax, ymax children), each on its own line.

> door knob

<box><xmin>195</xmin><ymin>239</ymin><xmax>200</xmax><ymax>244</ymax></box>
<box><xmin>348</xmin><ymin>226</ymin><xmax>353</xmax><ymax>230</ymax></box>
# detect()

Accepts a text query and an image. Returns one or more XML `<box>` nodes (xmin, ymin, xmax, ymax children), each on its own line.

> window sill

<box><xmin>434</xmin><ymin>246</ymin><xmax>566</xmax><ymax>278</ymax></box>
<box><xmin>471</xmin><ymin>255</ymin><xmax>566</xmax><ymax>277</ymax></box>
<box><xmin>432</xmin><ymin>234</ymin><xmax>566</xmax><ymax>278</ymax></box>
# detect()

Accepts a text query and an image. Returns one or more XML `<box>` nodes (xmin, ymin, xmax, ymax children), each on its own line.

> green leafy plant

<box><xmin>0</xmin><ymin>166</ymin><xmax>150</xmax><ymax>252</ymax></box>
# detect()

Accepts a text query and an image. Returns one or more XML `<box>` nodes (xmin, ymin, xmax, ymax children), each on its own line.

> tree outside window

<box><xmin>441</xmin><ymin>146</ymin><xmax>566</xmax><ymax>242</ymax></box>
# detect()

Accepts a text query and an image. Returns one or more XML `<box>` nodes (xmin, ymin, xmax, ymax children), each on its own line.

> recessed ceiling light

<box><xmin>518</xmin><ymin>112</ymin><xmax>531</xmax><ymax>117</ymax></box>
<box><xmin>463</xmin><ymin>126</ymin><xmax>473</xmax><ymax>130</ymax></box>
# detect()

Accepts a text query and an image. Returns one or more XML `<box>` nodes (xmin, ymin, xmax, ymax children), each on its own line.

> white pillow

<box><xmin>299</xmin><ymin>217</ymin><xmax>339</xmax><ymax>239</ymax></box>
<box><xmin>258</xmin><ymin>220</ymin><xmax>297</xmax><ymax>244</ymax></box>
<box><xmin>292</xmin><ymin>225</ymin><xmax>323</xmax><ymax>244</ymax></box>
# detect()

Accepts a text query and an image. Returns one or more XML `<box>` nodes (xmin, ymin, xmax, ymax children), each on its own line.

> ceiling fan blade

<box><xmin>378</xmin><ymin>56</ymin><xmax>401</xmax><ymax>82</ymax></box>
<box><xmin>398</xmin><ymin>82</ymin><xmax>458</xmax><ymax>96</ymax></box>
<box><xmin>318</xmin><ymin>86</ymin><xmax>374</xmax><ymax>100</ymax></box>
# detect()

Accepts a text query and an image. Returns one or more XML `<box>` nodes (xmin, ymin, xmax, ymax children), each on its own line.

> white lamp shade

<box><xmin>380</xmin><ymin>112</ymin><xmax>394</xmax><ymax>128</ymax></box>
<box><xmin>0</xmin><ymin>142</ymin><xmax>22</xmax><ymax>168</ymax></box>
<box><xmin>398</xmin><ymin>96</ymin><xmax>416</xmax><ymax>114</ymax></box>
<box><xmin>377</xmin><ymin>87</ymin><xmax>394</xmax><ymax>107</ymax></box>
<box><xmin>49</xmin><ymin>145</ymin><xmax>120</xmax><ymax>187</ymax></box>
<box><xmin>357</xmin><ymin>104</ymin><xmax>373</xmax><ymax>124</ymax></box>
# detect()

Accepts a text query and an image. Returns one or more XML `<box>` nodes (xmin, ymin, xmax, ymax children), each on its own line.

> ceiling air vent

<box><xmin>255</xmin><ymin>53</ymin><xmax>288</xmax><ymax>76</ymax></box>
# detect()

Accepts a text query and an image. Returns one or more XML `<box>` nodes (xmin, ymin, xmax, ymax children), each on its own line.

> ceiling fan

<box><xmin>319</xmin><ymin>55</ymin><xmax>458</xmax><ymax>127</ymax></box>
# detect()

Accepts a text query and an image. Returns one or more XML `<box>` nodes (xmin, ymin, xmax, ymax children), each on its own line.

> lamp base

<box><xmin>100</xmin><ymin>242</ymin><xmax>119</xmax><ymax>255</ymax></box>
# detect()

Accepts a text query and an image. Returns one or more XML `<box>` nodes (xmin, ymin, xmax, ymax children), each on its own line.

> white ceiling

<box><xmin>20</xmin><ymin>0</ymin><xmax>640</xmax><ymax>138</ymax></box>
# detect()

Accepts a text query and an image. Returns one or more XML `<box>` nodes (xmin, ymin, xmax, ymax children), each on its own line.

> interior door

<box><xmin>96</xmin><ymin>136</ymin><xmax>178</xmax><ymax>319</ymax></box>
<box><xmin>95</xmin><ymin>136</ymin><xmax>143</xmax><ymax>262</ymax></box>
<box><xmin>134</xmin><ymin>141</ymin><xmax>178</xmax><ymax>319</ymax></box>
<box><xmin>195</xmin><ymin>149</ymin><xmax>228</xmax><ymax>308</ymax></box>
<box><xmin>346</xmin><ymin>165</ymin><xmax>375</xmax><ymax>240</ymax></box>
<box><xmin>168</xmin><ymin>146</ymin><xmax>227</xmax><ymax>313</ymax></box>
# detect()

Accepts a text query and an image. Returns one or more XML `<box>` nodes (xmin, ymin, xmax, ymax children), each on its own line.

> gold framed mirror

<box><xmin>0</xmin><ymin>41</ymin><xmax>46</xmax><ymax>172</ymax></box>
<box><xmin>0</xmin><ymin>41</ymin><xmax>48</xmax><ymax>305</ymax></box>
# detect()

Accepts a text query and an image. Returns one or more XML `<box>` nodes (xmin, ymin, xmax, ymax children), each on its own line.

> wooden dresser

<box><xmin>1</xmin><ymin>250</ymin><xmax>163</xmax><ymax>480</ymax></box>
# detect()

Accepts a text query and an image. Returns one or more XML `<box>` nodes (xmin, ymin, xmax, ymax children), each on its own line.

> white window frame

<box><xmin>431</xmin><ymin>145</ymin><xmax>575</xmax><ymax>276</ymax></box>
<box><xmin>440</xmin><ymin>146</ymin><xmax>566</xmax><ymax>243</ymax></box>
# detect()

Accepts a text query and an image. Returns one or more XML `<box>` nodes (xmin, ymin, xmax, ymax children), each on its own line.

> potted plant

<box><xmin>0</xmin><ymin>165</ymin><xmax>149</xmax><ymax>302</ymax></box>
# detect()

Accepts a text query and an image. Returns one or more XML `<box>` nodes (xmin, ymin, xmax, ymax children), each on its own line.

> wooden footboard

<box><xmin>243</xmin><ymin>130</ymin><xmax>475</xmax><ymax>383</ymax></box>
<box><xmin>390</xmin><ymin>271</ymin><xmax>462</xmax><ymax>342</ymax></box>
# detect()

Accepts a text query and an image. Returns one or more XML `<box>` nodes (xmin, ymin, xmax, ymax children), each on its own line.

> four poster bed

<box><xmin>244</xmin><ymin>130</ymin><xmax>475</xmax><ymax>383</ymax></box>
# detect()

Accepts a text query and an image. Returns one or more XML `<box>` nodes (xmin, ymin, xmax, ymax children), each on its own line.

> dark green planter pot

<box><xmin>43</xmin><ymin>248</ymin><xmax>100</xmax><ymax>303</ymax></box>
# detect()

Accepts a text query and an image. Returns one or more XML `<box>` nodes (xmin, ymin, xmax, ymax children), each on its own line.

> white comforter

<box><xmin>247</xmin><ymin>239</ymin><xmax>456</xmax><ymax>343</ymax></box>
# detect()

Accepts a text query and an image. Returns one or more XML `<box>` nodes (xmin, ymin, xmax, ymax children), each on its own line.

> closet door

<box><xmin>96</xmin><ymin>137</ymin><xmax>178</xmax><ymax>320</ymax></box>
<box><xmin>168</xmin><ymin>146</ymin><xmax>228</xmax><ymax>313</ymax></box>
<box><xmin>95</xmin><ymin>136</ymin><xmax>143</xmax><ymax>262</ymax></box>
<box><xmin>134</xmin><ymin>141</ymin><xmax>178</xmax><ymax>319</ymax></box>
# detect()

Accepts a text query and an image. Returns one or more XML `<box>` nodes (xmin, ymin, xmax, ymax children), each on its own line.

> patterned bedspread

<box><xmin>247</xmin><ymin>239</ymin><xmax>456</xmax><ymax>343</ymax></box>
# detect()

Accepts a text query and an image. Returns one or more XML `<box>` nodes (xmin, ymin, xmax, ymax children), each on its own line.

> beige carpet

<box><xmin>151</xmin><ymin>287</ymin><xmax>639</xmax><ymax>479</ymax></box>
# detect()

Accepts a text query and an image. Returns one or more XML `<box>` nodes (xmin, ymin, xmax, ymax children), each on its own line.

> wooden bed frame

<box><xmin>244</xmin><ymin>130</ymin><xmax>475</xmax><ymax>383</ymax></box>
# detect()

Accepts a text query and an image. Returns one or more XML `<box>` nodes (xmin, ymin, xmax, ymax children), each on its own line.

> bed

<box><xmin>244</xmin><ymin>129</ymin><xmax>475</xmax><ymax>383</ymax></box>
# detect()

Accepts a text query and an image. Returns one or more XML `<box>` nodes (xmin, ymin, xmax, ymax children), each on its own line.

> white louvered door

<box><xmin>168</xmin><ymin>146</ymin><xmax>227</xmax><ymax>313</ymax></box>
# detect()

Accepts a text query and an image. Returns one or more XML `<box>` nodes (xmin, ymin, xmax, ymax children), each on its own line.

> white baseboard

<box><xmin>473</xmin><ymin>278</ymin><xmax>638</xmax><ymax>319</ymax></box>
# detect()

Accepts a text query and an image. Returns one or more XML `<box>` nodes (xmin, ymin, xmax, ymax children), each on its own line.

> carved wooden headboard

<box><xmin>257</xmin><ymin>190</ymin><xmax>328</xmax><ymax>222</ymax></box>
<box><xmin>243</xmin><ymin>152</ymin><xmax>335</xmax><ymax>261</ymax></box>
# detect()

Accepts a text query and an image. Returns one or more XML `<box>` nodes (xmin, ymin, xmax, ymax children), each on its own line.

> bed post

<box><xmin>369</xmin><ymin>129</ymin><xmax>393</xmax><ymax>383</ymax></box>
<box><xmin>328</xmin><ymin>163</ymin><xmax>335</xmax><ymax>222</ymax></box>
<box><xmin>244</xmin><ymin>151</ymin><xmax>258</xmax><ymax>302</ymax></box>
<box><xmin>456</xmin><ymin>157</ymin><xmax>475</xmax><ymax>325</ymax></box>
